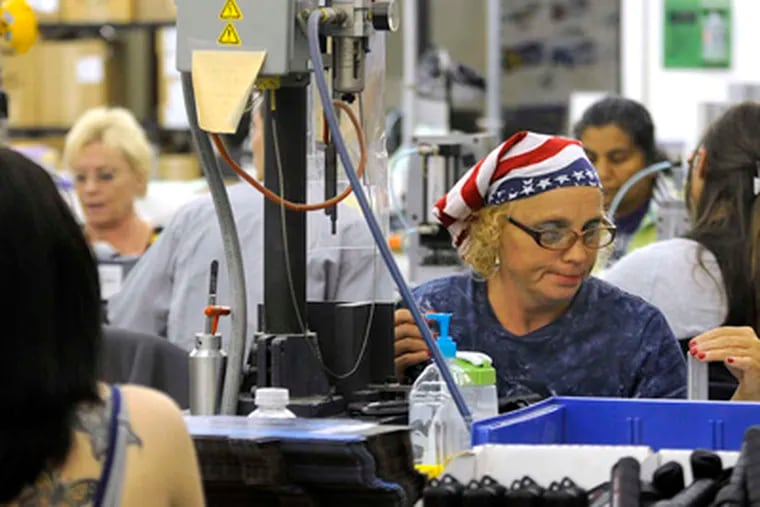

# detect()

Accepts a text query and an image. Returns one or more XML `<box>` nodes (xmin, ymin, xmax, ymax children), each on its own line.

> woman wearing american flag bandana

<box><xmin>394</xmin><ymin>131</ymin><xmax>686</xmax><ymax>402</ymax></box>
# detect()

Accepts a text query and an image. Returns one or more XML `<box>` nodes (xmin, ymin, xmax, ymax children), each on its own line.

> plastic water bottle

<box><xmin>408</xmin><ymin>313</ymin><xmax>470</xmax><ymax>468</ymax></box>
<box><xmin>248</xmin><ymin>388</ymin><xmax>297</xmax><ymax>420</ymax></box>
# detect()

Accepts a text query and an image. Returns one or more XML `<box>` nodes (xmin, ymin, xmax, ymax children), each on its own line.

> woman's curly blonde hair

<box><xmin>463</xmin><ymin>202</ymin><xmax>514</xmax><ymax>277</ymax></box>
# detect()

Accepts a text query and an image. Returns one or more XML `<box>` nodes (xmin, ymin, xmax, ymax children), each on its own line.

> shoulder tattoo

<box><xmin>16</xmin><ymin>469</ymin><xmax>97</xmax><ymax>507</ymax></box>
<box><xmin>74</xmin><ymin>391</ymin><xmax>143</xmax><ymax>461</ymax></box>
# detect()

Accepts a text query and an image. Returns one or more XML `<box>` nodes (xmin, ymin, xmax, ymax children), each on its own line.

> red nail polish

<box><xmin>698</xmin><ymin>352</ymin><xmax>706</xmax><ymax>360</ymax></box>
<box><xmin>689</xmin><ymin>341</ymin><xmax>697</xmax><ymax>349</ymax></box>
<box><xmin>690</xmin><ymin>348</ymin><xmax>698</xmax><ymax>356</ymax></box>
<box><xmin>727</xmin><ymin>357</ymin><xmax>735</xmax><ymax>364</ymax></box>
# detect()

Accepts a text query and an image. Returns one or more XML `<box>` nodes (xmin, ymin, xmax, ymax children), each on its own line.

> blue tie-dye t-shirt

<box><xmin>410</xmin><ymin>273</ymin><xmax>686</xmax><ymax>399</ymax></box>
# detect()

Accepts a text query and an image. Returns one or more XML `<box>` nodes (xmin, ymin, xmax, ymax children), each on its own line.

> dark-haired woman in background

<box><xmin>574</xmin><ymin>96</ymin><xmax>673</xmax><ymax>267</ymax></box>
<box><xmin>602</xmin><ymin>101</ymin><xmax>760</xmax><ymax>400</ymax></box>
<box><xmin>0</xmin><ymin>149</ymin><xmax>204</xmax><ymax>505</ymax></box>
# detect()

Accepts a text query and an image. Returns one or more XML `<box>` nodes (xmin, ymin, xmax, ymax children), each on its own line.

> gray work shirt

<box><xmin>108</xmin><ymin>182</ymin><xmax>392</xmax><ymax>351</ymax></box>
<box><xmin>600</xmin><ymin>238</ymin><xmax>727</xmax><ymax>340</ymax></box>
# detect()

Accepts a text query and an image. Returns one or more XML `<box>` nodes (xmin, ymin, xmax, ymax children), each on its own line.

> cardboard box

<box><xmin>134</xmin><ymin>0</ymin><xmax>175</xmax><ymax>22</ymax></box>
<box><xmin>26</xmin><ymin>0</ymin><xmax>61</xmax><ymax>23</ymax></box>
<box><xmin>5</xmin><ymin>45</ymin><xmax>41</xmax><ymax>127</ymax></box>
<box><xmin>61</xmin><ymin>0</ymin><xmax>132</xmax><ymax>23</ymax></box>
<box><xmin>38</xmin><ymin>39</ymin><xmax>111</xmax><ymax>127</ymax></box>
<box><xmin>157</xmin><ymin>153</ymin><xmax>201</xmax><ymax>180</ymax></box>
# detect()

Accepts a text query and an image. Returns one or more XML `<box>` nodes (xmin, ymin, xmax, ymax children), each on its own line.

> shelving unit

<box><xmin>29</xmin><ymin>20</ymin><xmax>175</xmax><ymax>133</ymax></box>
<box><xmin>8</xmin><ymin>9</ymin><xmax>203</xmax><ymax>179</ymax></box>
<box><xmin>38</xmin><ymin>21</ymin><xmax>174</xmax><ymax>33</ymax></box>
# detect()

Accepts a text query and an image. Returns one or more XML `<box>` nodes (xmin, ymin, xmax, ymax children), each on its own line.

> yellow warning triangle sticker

<box><xmin>219</xmin><ymin>0</ymin><xmax>243</xmax><ymax>20</ymax></box>
<box><xmin>218</xmin><ymin>23</ymin><xmax>241</xmax><ymax>45</ymax></box>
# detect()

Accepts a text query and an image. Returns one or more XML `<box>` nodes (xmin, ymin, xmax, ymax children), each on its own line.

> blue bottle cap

<box><xmin>427</xmin><ymin>313</ymin><xmax>456</xmax><ymax>358</ymax></box>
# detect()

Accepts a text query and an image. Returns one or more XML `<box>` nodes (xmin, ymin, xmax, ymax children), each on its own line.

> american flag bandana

<box><xmin>432</xmin><ymin>131</ymin><xmax>601</xmax><ymax>258</ymax></box>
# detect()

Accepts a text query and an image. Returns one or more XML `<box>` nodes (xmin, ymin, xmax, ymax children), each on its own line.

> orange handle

<box><xmin>204</xmin><ymin>305</ymin><xmax>231</xmax><ymax>335</ymax></box>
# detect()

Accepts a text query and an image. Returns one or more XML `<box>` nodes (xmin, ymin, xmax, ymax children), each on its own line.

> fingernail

<box><xmin>727</xmin><ymin>357</ymin><xmax>735</xmax><ymax>364</ymax></box>
<box><xmin>425</xmin><ymin>350</ymin><xmax>431</xmax><ymax>358</ymax></box>
<box><xmin>698</xmin><ymin>352</ymin><xmax>706</xmax><ymax>360</ymax></box>
<box><xmin>690</xmin><ymin>348</ymin><xmax>698</xmax><ymax>356</ymax></box>
<box><xmin>689</xmin><ymin>341</ymin><xmax>697</xmax><ymax>349</ymax></box>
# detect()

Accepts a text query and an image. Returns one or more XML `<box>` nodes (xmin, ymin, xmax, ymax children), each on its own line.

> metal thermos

<box><xmin>189</xmin><ymin>332</ymin><xmax>227</xmax><ymax>415</ymax></box>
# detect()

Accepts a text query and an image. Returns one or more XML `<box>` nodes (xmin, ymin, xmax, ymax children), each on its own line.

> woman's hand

<box><xmin>690</xmin><ymin>326</ymin><xmax>760</xmax><ymax>401</ymax></box>
<box><xmin>393</xmin><ymin>309</ymin><xmax>431</xmax><ymax>380</ymax></box>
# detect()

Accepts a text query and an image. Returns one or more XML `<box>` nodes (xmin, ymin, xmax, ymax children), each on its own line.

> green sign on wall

<box><xmin>664</xmin><ymin>0</ymin><xmax>732</xmax><ymax>68</ymax></box>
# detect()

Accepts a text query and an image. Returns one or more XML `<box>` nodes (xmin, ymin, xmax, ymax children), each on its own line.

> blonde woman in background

<box><xmin>64</xmin><ymin>107</ymin><xmax>160</xmax><ymax>257</ymax></box>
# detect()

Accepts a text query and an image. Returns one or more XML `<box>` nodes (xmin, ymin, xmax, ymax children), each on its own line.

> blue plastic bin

<box><xmin>472</xmin><ymin>396</ymin><xmax>760</xmax><ymax>451</ymax></box>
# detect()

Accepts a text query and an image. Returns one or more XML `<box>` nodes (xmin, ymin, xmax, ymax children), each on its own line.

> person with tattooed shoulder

<box><xmin>0</xmin><ymin>149</ymin><xmax>204</xmax><ymax>506</ymax></box>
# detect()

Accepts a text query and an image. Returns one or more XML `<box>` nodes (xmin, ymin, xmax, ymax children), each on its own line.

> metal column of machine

<box><xmin>263</xmin><ymin>88</ymin><xmax>308</xmax><ymax>334</ymax></box>
<box><xmin>262</xmin><ymin>85</ymin><xmax>307</xmax><ymax>334</ymax></box>
<box><xmin>256</xmin><ymin>82</ymin><xmax>330</xmax><ymax>402</ymax></box>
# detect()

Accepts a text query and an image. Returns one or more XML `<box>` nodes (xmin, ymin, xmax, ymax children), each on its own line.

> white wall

<box><xmin>622</xmin><ymin>0</ymin><xmax>760</xmax><ymax>155</ymax></box>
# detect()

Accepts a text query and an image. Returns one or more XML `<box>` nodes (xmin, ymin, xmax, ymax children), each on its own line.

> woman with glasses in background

<box><xmin>393</xmin><ymin>132</ymin><xmax>686</xmax><ymax>400</ymax></box>
<box><xmin>602</xmin><ymin>101</ymin><xmax>760</xmax><ymax>401</ymax></box>
<box><xmin>64</xmin><ymin>107</ymin><xmax>160</xmax><ymax>257</ymax></box>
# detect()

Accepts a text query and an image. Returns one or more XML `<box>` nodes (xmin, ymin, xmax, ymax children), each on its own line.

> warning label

<box><xmin>218</xmin><ymin>23</ymin><xmax>242</xmax><ymax>45</ymax></box>
<box><xmin>219</xmin><ymin>0</ymin><xmax>243</xmax><ymax>20</ymax></box>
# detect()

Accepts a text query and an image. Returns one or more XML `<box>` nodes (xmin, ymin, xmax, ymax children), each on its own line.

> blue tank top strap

<box><xmin>93</xmin><ymin>384</ymin><xmax>121</xmax><ymax>507</ymax></box>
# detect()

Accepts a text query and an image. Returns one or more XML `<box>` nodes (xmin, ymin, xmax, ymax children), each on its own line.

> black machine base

<box><xmin>246</xmin><ymin>301</ymin><xmax>406</xmax><ymax>421</ymax></box>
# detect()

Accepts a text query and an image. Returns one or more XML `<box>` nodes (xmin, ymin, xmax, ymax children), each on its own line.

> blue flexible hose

<box><xmin>307</xmin><ymin>11</ymin><xmax>473</xmax><ymax>428</ymax></box>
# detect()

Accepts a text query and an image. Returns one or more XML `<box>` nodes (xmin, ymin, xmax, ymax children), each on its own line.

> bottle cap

<box><xmin>428</xmin><ymin>313</ymin><xmax>456</xmax><ymax>358</ymax></box>
<box><xmin>254</xmin><ymin>387</ymin><xmax>290</xmax><ymax>408</ymax></box>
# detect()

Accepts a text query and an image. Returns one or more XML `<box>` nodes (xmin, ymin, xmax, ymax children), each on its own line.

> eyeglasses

<box><xmin>72</xmin><ymin>169</ymin><xmax>116</xmax><ymax>185</ymax></box>
<box><xmin>507</xmin><ymin>216</ymin><xmax>616</xmax><ymax>251</ymax></box>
